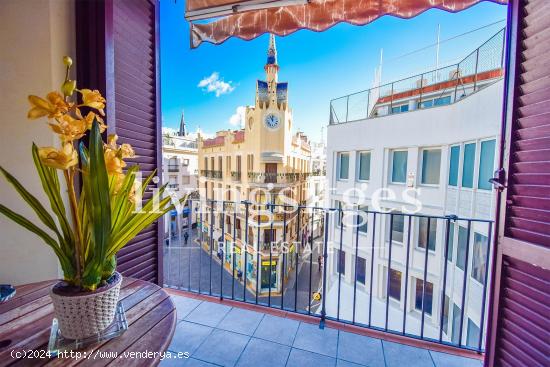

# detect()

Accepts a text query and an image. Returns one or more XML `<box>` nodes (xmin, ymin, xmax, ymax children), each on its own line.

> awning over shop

<box><xmin>186</xmin><ymin>0</ymin><xmax>508</xmax><ymax>48</ymax></box>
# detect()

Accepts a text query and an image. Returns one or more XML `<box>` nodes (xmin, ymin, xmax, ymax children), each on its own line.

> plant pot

<box><xmin>49</xmin><ymin>272</ymin><xmax>122</xmax><ymax>340</ymax></box>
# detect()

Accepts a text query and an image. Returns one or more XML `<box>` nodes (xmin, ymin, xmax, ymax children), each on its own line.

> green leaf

<box><xmin>81</xmin><ymin>120</ymin><xmax>111</xmax><ymax>289</ymax></box>
<box><xmin>31</xmin><ymin>144</ymin><xmax>75</xmax><ymax>254</ymax></box>
<box><xmin>0</xmin><ymin>203</ymin><xmax>75</xmax><ymax>280</ymax></box>
<box><xmin>0</xmin><ymin>166</ymin><xmax>63</xmax><ymax>240</ymax></box>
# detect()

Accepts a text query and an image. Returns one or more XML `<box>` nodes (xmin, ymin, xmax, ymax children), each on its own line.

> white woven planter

<box><xmin>50</xmin><ymin>272</ymin><xmax>122</xmax><ymax>340</ymax></box>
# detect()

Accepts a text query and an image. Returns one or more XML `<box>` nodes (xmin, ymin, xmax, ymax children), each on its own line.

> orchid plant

<box><xmin>0</xmin><ymin>57</ymin><xmax>184</xmax><ymax>291</ymax></box>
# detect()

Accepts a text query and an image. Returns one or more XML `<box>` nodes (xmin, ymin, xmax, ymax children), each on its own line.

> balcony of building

<box><xmin>231</xmin><ymin>171</ymin><xmax>242</xmax><ymax>182</ymax></box>
<box><xmin>164</xmin><ymin>201</ymin><xmax>494</xmax><ymax>362</ymax></box>
<box><xmin>164</xmin><ymin>291</ymin><xmax>482</xmax><ymax>367</ymax></box>
<box><xmin>248</xmin><ymin>172</ymin><xmax>311</xmax><ymax>185</ymax></box>
<box><xmin>201</xmin><ymin>169</ymin><xmax>223</xmax><ymax>179</ymax></box>
<box><xmin>329</xmin><ymin>28</ymin><xmax>505</xmax><ymax>125</ymax></box>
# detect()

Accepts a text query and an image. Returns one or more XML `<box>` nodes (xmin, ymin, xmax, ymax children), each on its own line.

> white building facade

<box><xmin>324</xmin><ymin>30</ymin><xmax>505</xmax><ymax>350</ymax></box>
<box><xmin>162</xmin><ymin>119</ymin><xmax>199</xmax><ymax>239</ymax></box>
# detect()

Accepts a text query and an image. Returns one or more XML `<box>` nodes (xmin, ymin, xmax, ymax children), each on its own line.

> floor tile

<box><xmin>382</xmin><ymin>341</ymin><xmax>434</xmax><ymax>367</ymax></box>
<box><xmin>171</xmin><ymin>295</ymin><xmax>202</xmax><ymax>320</ymax></box>
<box><xmin>430</xmin><ymin>351</ymin><xmax>482</xmax><ymax>367</ymax></box>
<box><xmin>286</xmin><ymin>348</ymin><xmax>336</xmax><ymax>367</ymax></box>
<box><xmin>337</xmin><ymin>331</ymin><xmax>384</xmax><ymax>367</ymax></box>
<box><xmin>253</xmin><ymin>314</ymin><xmax>300</xmax><ymax>346</ymax></box>
<box><xmin>193</xmin><ymin>329</ymin><xmax>250</xmax><ymax>367</ymax></box>
<box><xmin>336</xmin><ymin>360</ymin><xmax>365</xmax><ymax>367</ymax></box>
<box><xmin>185</xmin><ymin>301</ymin><xmax>232</xmax><ymax>327</ymax></box>
<box><xmin>292</xmin><ymin>322</ymin><xmax>339</xmax><ymax>358</ymax></box>
<box><xmin>235</xmin><ymin>337</ymin><xmax>291</xmax><ymax>367</ymax></box>
<box><xmin>161</xmin><ymin>357</ymin><xmax>221</xmax><ymax>366</ymax></box>
<box><xmin>169</xmin><ymin>321</ymin><xmax>213</xmax><ymax>355</ymax></box>
<box><xmin>218</xmin><ymin>307</ymin><xmax>265</xmax><ymax>335</ymax></box>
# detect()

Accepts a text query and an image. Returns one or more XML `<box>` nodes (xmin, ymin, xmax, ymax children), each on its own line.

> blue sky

<box><xmin>160</xmin><ymin>1</ymin><xmax>507</xmax><ymax>142</ymax></box>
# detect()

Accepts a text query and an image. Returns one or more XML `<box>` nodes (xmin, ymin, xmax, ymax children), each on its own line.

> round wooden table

<box><xmin>0</xmin><ymin>277</ymin><xmax>176</xmax><ymax>366</ymax></box>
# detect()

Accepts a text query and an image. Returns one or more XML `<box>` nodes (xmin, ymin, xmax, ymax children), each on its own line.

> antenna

<box><xmin>436</xmin><ymin>24</ymin><xmax>441</xmax><ymax>69</ymax></box>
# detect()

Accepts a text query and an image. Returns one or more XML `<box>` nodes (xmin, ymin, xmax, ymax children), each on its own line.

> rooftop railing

<box><xmin>329</xmin><ymin>28</ymin><xmax>505</xmax><ymax>125</ymax></box>
<box><xmin>163</xmin><ymin>199</ymin><xmax>494</xmax><ymax>353</ymax></box>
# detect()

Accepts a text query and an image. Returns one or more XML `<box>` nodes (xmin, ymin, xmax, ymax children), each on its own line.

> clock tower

<box><xmin>246</xmin><ymin>34</ymin><xmax>291</xmax><ymax>155</ymax></box>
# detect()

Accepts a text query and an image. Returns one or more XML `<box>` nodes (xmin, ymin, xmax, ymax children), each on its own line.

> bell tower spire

<box><xmin>178</xmin><ymin>110</ymin><xmax>186</xmax><ymax>136</ymax></box>
<box><xmin>265</xmin><ymin>34</ymin><xmax>279</xmax><ymax>84</ymax></box>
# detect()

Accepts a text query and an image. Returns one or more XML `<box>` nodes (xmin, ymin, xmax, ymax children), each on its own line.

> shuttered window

<box><xmin>76</xmin><ymin>0</ymin><xmax>162</xmax><ymax>284</ymax></box>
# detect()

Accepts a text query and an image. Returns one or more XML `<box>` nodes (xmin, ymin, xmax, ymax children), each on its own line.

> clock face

<box><xmin>264</xmin><ymin>113</ymin><xmax>280</xmax><ymax>129</ymax></box>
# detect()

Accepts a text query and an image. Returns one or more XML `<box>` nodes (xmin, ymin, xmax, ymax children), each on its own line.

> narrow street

<box><xmin>163</xmin><ymin>227</ymin><xmax>324</xmax><ymax>314</ymax></box>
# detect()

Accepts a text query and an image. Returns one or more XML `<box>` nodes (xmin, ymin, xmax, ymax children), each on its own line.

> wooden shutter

<box><xmin>76</xmin><ymin>0</ymin><xmax>163</xmax><ymax>284</ymax></box>
<box><xmin>485</xmin><ymin>1</ymin><xmax>550</xmax><ymax>366</ymax></box>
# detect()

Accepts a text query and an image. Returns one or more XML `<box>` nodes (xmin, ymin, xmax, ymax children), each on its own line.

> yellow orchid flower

<box><xmin>38</xmin><ymin>143</ymin><xmax>78</xmax><ymax>170</ymax></box>
<box><xmin>27</xmin><ymin>91</ymin><xmax>70</xmax><ymax>120</ymax></box>
<box><xmin>104</xmin><ymin>148</ymin><xmax>126</xmax><ymax>175</ymax></box>
<box><xmin>79</xmin><ymin>89</ymin><xmax>106</xmax><ymax>116</ymax></box>
<box><xmin>48</xmin><ymin>114</ymin><xmax>87</xmax><ymax>142</ymax></box>
<box><xmin>83</xmin><ymin>111</ymin><xmax>107</xmax><ymax>133</ymax></box>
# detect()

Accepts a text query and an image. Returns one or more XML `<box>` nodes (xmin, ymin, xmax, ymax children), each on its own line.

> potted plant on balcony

<box><xmin>0</xmin><ymin>57</ymin><xmax>185</xmax><ymax>340</ymax></box>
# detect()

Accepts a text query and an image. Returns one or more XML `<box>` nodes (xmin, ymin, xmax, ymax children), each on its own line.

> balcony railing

<box><xmin>231</xmin><ymin>171</ymin><xmax>241</xmax><ymax>181</ymax></box>
<box><xmin>200</xmin><ymin>169</ymin><xmax>223</xmax><ymax>179</ymax></box>
<box><xmin>247</xmin><ymin>172</ymin><xmax>310</xmax><ymax>184</ymax></box>
<box><xmin>164</xmin><ymin>199</ymin><xmax>494</xmax><ymax>353</ymax></box>
<box><xmin>168</xmin><ymin>165</ymin><xmax>179</xmax><ymax>172</ymax></box>
<box><xmin>330</xmin><ymin>28</ymin><xmax>505</xmax><ymax>125</ymax></box>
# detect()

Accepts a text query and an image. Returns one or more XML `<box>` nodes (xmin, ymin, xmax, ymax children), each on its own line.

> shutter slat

<box><xmin>518</xmin><ymin>85</ymin><xmax>550</xmax><ymax>105</ymax></box>
<box><xmin>509</xmin><ymin>206</ymin><xmax>550</xmax><ymax>223</ymax></box>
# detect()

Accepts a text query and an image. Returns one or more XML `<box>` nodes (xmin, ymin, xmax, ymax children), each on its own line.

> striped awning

<box><xmin>187</xmin><ymin>0</ymin><xmax>508</xmax><ymax>48</ymax></box>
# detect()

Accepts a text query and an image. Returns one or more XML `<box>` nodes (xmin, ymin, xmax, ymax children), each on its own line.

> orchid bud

<box><xmin>62</xmin><ymin>79</ymin><xmax>76</xmax><ymax>97</ymax></box>
<box><xmin>63</xmin><ymin>56</ymin><xmax>73</xmax><ymax>67</ymax></box>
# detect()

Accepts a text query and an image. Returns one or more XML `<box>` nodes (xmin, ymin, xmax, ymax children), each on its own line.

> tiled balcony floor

<box><xmin>162</xmin><ymin>293</ymin><xmax>483</xmax><ymax>367</ymax></box>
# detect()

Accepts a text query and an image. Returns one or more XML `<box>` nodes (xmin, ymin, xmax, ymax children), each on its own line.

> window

<box><xmin>391</xmin><ymin>150</ymin><xmax>408</xmax><ymax>183</ymax></box>
<box><xmin>358</xmin><ymin>151</ymin><xmax>371</xmax><ymax>181</ymax></box>
<box><xmin>355</xmin><ymin>256</ymin><xmax>366</xmax><ymax>284</ymax></box>
<box><xmin>226</xmin><ymin>156</ymin><xmax>231</xmax><ymax>173</ymax></box>
<box><xmin>247</xmin><ymin>154</ymin><xmax>254</xmax><ymax>172</ymax></box>
<box><xmin>335</xmin><ymin>249</ymin><xmax>346</xmax><ymax>275</ymax></box>
<box><xmin>434</xmin><ymin>96</ymin><xmax>452</xmax><ymax>106</ymax></box>
<box><xmin>472</xmin><ymin>232</ymin><xmax>488</xmax><ymax>284</ymax></box>
<box><xmin>388</xmin><ymin>268</ymin><xmax>402</xmax><ymax>301</ymax></box>
<box><xmin>466</xmin><ymin>319</ymin><xmax>480</xmax><ymax>348</ymax></box>
<box><xmin>337</xmin><ymin>152</ymin><xmax>349</xmax><ymax>180</ymax></box>
<box><xmin>218</xmin><ymin>156</ymin><xmax>222</xmax><ymax>171</ymax></box>
<box><xmin>414</xmin><ymin>278</ymin><xmax>433</xmax><ymax>315</ymax></box>
<box><xmin>442</xmin><ymin>295</ymin><xmax>450</xmax><ymax>334</ymax></box>
<box><xmin>452</xmin><ymin>303</ymin><xmax>461</xmax><ymax>344</ymax></box>
<box><xmin>182</xmin><ymin>158</ymin><xmax>189</xmax><ymax>166</ymax></box>
<box><xmin>390</xmin><ymin>212</ymin><xmax>405</xmax><ymax>243</ymax></box>
<box><xmin>419</xmin><ymin>99</ymin><xmax>433</xmax><ymax>108</ymax></box>
<box><xmin>448</xmin><ymin>145</ymin><xmax>460</xmax><ymax>186</ymax></box>
<box><xmin>421</xmin><ymin>149</ymin><xmax>441</xmax><ymax>185</ymax></box>
<box><xmin>447</xmin><ymin>222</ymin><xmax>455</xmax><ymax>262</ymax></box>
<box><xmin>462</xmin><ymin>143</ymin><xmax>476</xmax><ymax>188</ymax></box>
<box><xmin>181</xmin><ymin>175</ymin><xmax>190</xmax><ymax>184</ymax></box>
<box><xmin>418</xmin><ymin>217</ymin><xmax>437</xmax><ymax>251</ymax></box>
<box><xmin>391</xmin><ymin>104</ymin><xmax>409</xmax><ymax>114</ymax></box>
<box><xmin>357</xmin><ymin>205</ymin><xmax>368</xmax><ymax>233</ymax></box>
<box><xmin>478</xmin><ymin>139</ymin><xmax>496</xmax><ymax>190</ymax></box>
<box><xmin>335</xmin><ymin>201</ymin><xmax>344</xmax><ymax>227</ymax></box>
<box><xmin>457</xmin><ymin>226</ymin><xmax>469</xmax><ymax>270</ymax></box>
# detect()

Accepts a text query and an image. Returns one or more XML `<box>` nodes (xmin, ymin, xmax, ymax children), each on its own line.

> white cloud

<box><xmin>228</xmin><ymin>106</ymin><xmax>246</xmax><ymax>128</ymax></box>
<box><xmin>198</xmin><ymin>72</ymin><xmax>235</xmax><ymax>97</ymax></box>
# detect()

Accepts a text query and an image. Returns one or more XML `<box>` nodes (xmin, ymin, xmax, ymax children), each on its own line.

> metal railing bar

<box><xmin>439</xmin><ymin>218</ymin><xmax>452</xmax><ymax>343</ymax></box>
<box><xmin>458</xmin><ymin>220</ymin><xmax>472</xmax><ymax>347</ymax></box>
<box><xmin>352</xmin><ymin>213</ymin><xmax>360</xmax><ymax>324</ymax></box>
<box><xmin>402</xmin><ymin>215</ymin><xmax>412</xmax><ymax>335</ymax></box>
<box><xmin>385</xmin><ymin>213</ymin><xmax>394</xmax><ymax>332</ymax></box>
<box><xmin>478</xmin><ymin>221</ymin><xmax>493</xmax><ymax>352</ymax></box>
<box><xmin>368</xmin><ymin>213</ymin><xmax>376</xmax><ymax>327</ymax></box>
<box><xmin>420</xmin><ymin>217</ymin><xmax>431</xmax><ymax>339</ymax></box>
<box><xmin>337</xmin><ymin>208</ymin><xmax>344</xmax><ymax>321</ymax></box>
